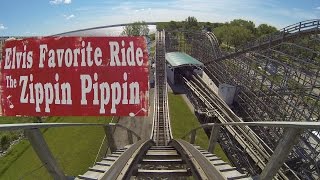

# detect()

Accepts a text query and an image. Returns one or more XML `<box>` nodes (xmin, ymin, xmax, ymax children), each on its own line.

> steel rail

<box><xmin>151</xmin><ymin>30</ymin><xmax>172</xmax><ymax>145</ymax></box>
<box><xmin>182</xmin><ymin>74</ymin><xmax>299</xmax><ymax>179</ymax></box>
<box><xmin>188</xmin><ymin>74</ymin><xmax>297</xmax><ymax>178</ymax></box>
<box><xmin>183</xmin><ymin>76</ymin><xmax>271</xmax><ymax>173</ymax></box>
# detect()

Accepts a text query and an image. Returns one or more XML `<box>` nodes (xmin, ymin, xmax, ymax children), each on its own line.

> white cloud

<box><xmin>64</xmin><ymin>14</ymin><xmax>75</xmax><ymax>20</ymax></box>
<box><xmin>49</xmin><ymin>0</ymin><xmax>71</xmax><ymax>5</ymax></box>
<box><xmin>0</xmin><ymin>24</ymin><xmax>7</xmax><ymax>30</ymax></box>
<box><xmin>36</xmin><ymin>0</ymin><xmax>319</xmax><ymax>35</ymax></box>
<box><xmin>24</xmin><ymin>31</ymin><xmax>37</xmax><ymax>36</ymax></box>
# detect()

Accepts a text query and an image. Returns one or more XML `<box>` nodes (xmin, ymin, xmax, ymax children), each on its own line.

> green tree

<box><xmin>0</xmin><ymin>135</ymin><xmax>10</xmax><ymax>151</ymax></box>
<box><xmin>214</xmin><ymin>24</ymin><xmax>253</xmax><ymax>48</ymax></box>
<box><xmin>184</xmin><ymin>16</ymin><xmax>199</xmax><ymax>30</ymax></box>
<box><xmin>122</xmin><ymin>21</ymin><xmax>150</xmax><ymax>36</ymax></box>
<box><xmin>256</xmin><ymin>24</ymin><xmax>278</xmax><ymax>37</ymax></box>
<box><xmin>230</xmin><ymin>26</ymin><xmax>253</xmax><ymax>47</ymax></box>
<box><xmin>168</xmin><ymin>21</ymin><xmax>182</xmax><ymax>31</ymax></box>
<box><xmin>211</xmin><ymin>22</ymin><xmax>224</xmax><ymax>29</ymax></box>
<box><xmin>157</xmin><ymin>21</ymin><xmax>185</xmax><ymax>31</ymax></box>
<box><xmin>149</xmin><ymin>33</ymin><xmax>155</xmax><ymax>41</ymax></box>
<box><xmin>214</xmin><ymin>25</ymin><xmax>229</xmax><ymax>45</ymax></box>
<box><xmin>156</xmin><ymin>22</ymin><xmax>167</xmax><ymax>31</ymax></box>
<box><xmin>230</xmin><ymin>19</ymin><xmax>256</xmax><ymax>34</ymax></box>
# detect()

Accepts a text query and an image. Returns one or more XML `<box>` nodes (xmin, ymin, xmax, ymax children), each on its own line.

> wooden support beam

<box><xmin>260</xmin><ymin>128</ymin><xmax>303</xmax><ymax>180</ymax></box>
<box><xmin>24</xmin><ymin>128</ymin><xmax>66</xmax><ymax>180</ymax></box>
<box><xmin>127</xmin><ymin>129</ymin><xmax>133</xmax><ymax>144</ymax></box>
<box><xmin>190</xmin><ymin>130</ymin><xmax>196</xmax><ymax>144</ymax></box>
<box><xmin>208</xmin><ymin>125</ymin><xmax>220</xmax><ymax>153</ymax></box>
<box><xmin>104</xmin><ymin>125</ymin><xmax>117</xmax><ymax>153</ymax></box>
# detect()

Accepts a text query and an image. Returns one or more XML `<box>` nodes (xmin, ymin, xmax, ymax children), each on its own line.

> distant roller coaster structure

<box><xmin>164</xmin><ymin>19</ymin><xmax>320</xmax><ymax>179</ymax></box>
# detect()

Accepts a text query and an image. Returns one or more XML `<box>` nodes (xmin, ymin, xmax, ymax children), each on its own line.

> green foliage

<box><xmin>156</xmin><ymin>17</ymin><xmax>225</xmax><ymax>32</ymax></box>
<box><xmin>156</xmin><ymin>22</ymin><xmax>167</xmax><ymax>31</ymax></box>
<box><xmin>156</xmin><ymin>17</ymin><xmax>278</xmax><ymax>49</ymax></box>
<box><xmin>0</xmin><ymin>135</ymin><xmax>10</xmax><ymax>151</ymax></box>
<box><xmin>168</xmin><ymin>21</ymin><xmax>183</xmax><ymax>31</ymax></box>
<box><xmin>214</xmin><ymin>19</ymin><xmax>277</xmax><ymax>48</ymax></box>
<box><xmin>0</xmin><ymin>117</ymin><xmax>36</xmax><ymax>153</ymax></box>
<box><xmin>157</xmin><ymin>16</ymin><xmax>276</xmax><ymax>51</ymax></box>
<box><xmin>214</xmin><ymin>24</ymin><xmax>253</xmax><ymax>48</ymax></box>
<box><xmin>122</xmin><ymin>21</ymin><xmax>149</xmax><ymax>36</ymax></box>
<box><xmin>149</xmin><ymin>33</ymin><xmax>155</xmax><ymax>41</ymax></box>
<box><xmin>184</xmin><ymin>16</ymin><xmax>199</xmax><ymax>30</ymax></box>
<box><xmin>0</xmin><ymin>116</ymin><xmax>111</xmax><ymax>179</ymax></box>
<box><xmin>230</xmin><ymin>19</ymin><xmax>256</xmax><ymax>34</ymax></box>
<box><xmin>157</xmin><ymin>17</ymin><xmax>200</xmax><ymax>31</ymax></box>
<box><xmin>231</xmin><ymin>26</ymin><xmax>254</xmax><ymax>47</ymax></box>
<box><xmin>256</xmin><ymin>24</ymin><xmax>278</xmax><ymax>37</ymax></box>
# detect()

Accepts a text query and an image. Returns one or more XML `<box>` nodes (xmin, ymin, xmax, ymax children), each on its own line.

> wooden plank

<box><xmin>24</xmin><ymin>128</ymin><xmax>66</xmax><ymax>180</ymax></box>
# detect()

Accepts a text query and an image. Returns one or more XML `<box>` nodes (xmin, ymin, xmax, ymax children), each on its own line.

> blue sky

<box><xmin>0</xmin><ymin>0</ymin><xmax>319</xmax><ymax>36</ymax></box>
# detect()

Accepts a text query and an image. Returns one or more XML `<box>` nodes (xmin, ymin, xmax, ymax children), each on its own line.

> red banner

<box><xmin>1</xmin><ymin>37</ymin><xmax>149</xmax><ymax>116</ymax></box>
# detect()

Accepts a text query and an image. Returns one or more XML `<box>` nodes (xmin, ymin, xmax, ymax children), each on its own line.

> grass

<box><xmin>0</xmin><ymin>117</ymin><xmax>37</xmax><ymax>153</ymax></box>
<box><xmin>0</xmin><ymin>117</ymin><xmax>38</xmax><ymax>124</ymax></box>
<box><xmin>0</xmin><ymin>116</ymin><xmax>111</xmax><ymax>179</ymax></box>
<box><xmin>168</xmin><ymin>93</ymin><xmax>229</xmax><ymax>162</ymax></box>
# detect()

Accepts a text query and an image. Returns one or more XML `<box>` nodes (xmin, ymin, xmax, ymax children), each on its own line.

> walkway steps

<box><xmin>193</xmin><ymin>145</ymin><xmax>251</xmax><ymax>180</ymax></box>
<box><xmin>132</xmin><ymin>146</ymin><xmax>192</xmax><ymax>179</ymax></box>
<box><xmin>76</xmin><ymin>146</ymin><xmax>131</xmax><ymax>180</ymax></box>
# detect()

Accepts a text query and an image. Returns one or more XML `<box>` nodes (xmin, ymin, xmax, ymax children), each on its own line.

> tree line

<box><xmin>121</xmin><ymin>17</ymin><xmax>278</xmax><ymax>49</ymax></box>
<box><xmin>156</xmin><ymin>17</ymin><xmax>278</xmax><ymax>49</ymax></box>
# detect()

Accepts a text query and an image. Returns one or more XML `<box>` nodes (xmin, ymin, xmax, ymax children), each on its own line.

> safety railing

<box><xmin>243</xmin><ymin>19</ymin><xmax>320</xmax><ymax>51</ymax></box>
<box><xmin>182</xmin><ymin>121</ymin><xmax>320</xmax><ymax>180</ymax></box>
<box><xmin>106</xmin><ymin>123</ymin><xmax>141</xmax><ymax>152</ymax></box>
<box><xmin>0</xmin><ymin>122</ymin><xmax>140</xmax><ymax>180</ymax></box>
<box><xmin>210</xmin><ymin>19</ymin><xmax>320</xmax><ymax>63</ymax></box>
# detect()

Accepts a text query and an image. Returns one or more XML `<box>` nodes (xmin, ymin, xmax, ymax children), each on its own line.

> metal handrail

<box><xmin>108</xmin><ymin>123</ymin><xmax>141</xmax><ymax>140</ymax></box>
<box><xmin>93</xmin><ymin>116</ymin><xmax>116</xmax><ymax>165</ymax></box>
<box><xmin>280</xmin><ymin>19</ymin><xmax>320</xmax><ymax>33</ymax></box>
<box><xmin>181</xmin><ymin>121</ymin><xmax>320</xmax><ymax>149</ymax></box>
<box><xmin>181</xmin><ymin>121</ymin><xmax>320</xmax><ymax>180</ymax></box>
<box><xmin>181</xmin><ymin>123</ymin><xmax>214</xmax><ymax>139</ymax></box>
<box><xmin>0</xmin><ymin>122</ymin><xmax>140</xmax><ymax>180</ymax></box>
<box><xmin>182</xmin><ymin>121</ymin><xmax>320</xmax><ymax>139</ymax></box>
<box><xmin>52</xmin><ymin>22</ymin><xmax>158</xmax><ymax>36</ymax></box>
<box><xmin>0</xmin><ymin>122</ymin><xmax>141</xmax><ymax>139</ymax></box>
<box><xmin>0</xmin><ymin>122</ymin><xmax>104</xmax><ymax>131</ymax></box>
<box><xmin>208</xmin><ymin>19</ymin><xmax>320</xmax><ymax>63</ymax></box>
